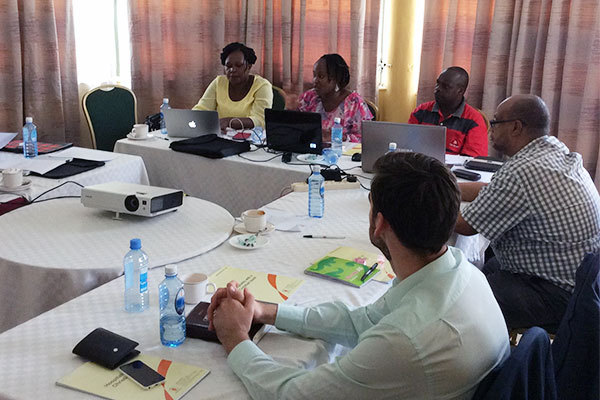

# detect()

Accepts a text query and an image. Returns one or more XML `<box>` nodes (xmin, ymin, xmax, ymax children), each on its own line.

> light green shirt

<box><xmin>192</xmin><ymin>75</ymin><xmax>273</xmax><ymax>128</ymax></box>
<box><xmin>228</xmin><ymin>247</ymin><xmax>510</xmax><ymax>399</ymax></box>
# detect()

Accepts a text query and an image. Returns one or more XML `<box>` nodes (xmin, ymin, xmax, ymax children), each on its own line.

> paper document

<box><xmin>321</xmin><ymin>246</ymin><xmax>395</xmax><ymax>283</ymax></box>
<box><xmin>56</xmin><ymin>354</ymin><xmax>209</xmax><ymax>400</ymax></box>
<box><xmin>0</xmin><ymin>157</ymin><xmax>66</xmax><ymax>175</ymax></box>
<box><xmin>209</xmin><ymin>266</ymin><xmax>304</xmax><ymax>303</ymax></box>
<box><xmin>343</xmin><ymin>143</ymin><xmax>361</xmax><ymax>156</ymax></box>
<box><xmin>0</xmin><ymin>132</ymin><xmax>17</xmax><ymax>149</ymax></box>
<box><xmin>50</xmin><ymin>147</ymin><xmax>119</xmax><ymax>162</ymax></box>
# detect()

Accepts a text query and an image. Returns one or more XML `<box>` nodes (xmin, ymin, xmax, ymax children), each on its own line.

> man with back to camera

<box><xmin>455</xmin><ymin>94</ymin><xmax>600</xmax><ymax>331</ymax></box>
<box><xmin>207</xmin><ymin>152</ymin><xmax>510</xmax><ymax>399</ymax></box>
<box><xmin>409</xmin><ymin>66</ymin><xmax>488</xmax><ymax>157</ymax></box>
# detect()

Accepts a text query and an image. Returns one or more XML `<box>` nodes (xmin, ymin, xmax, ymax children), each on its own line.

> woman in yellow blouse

<box><xmin>193</xmin><ymin>42</ymin><xmax>273</xmax><ymax>131</ymax></box>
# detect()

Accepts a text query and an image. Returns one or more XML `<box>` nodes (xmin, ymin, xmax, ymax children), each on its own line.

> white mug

<box><xmin>241</xmin><ymin>209</ymin><xmax>267</xmax><ymax>233</ymax></box>
<box><xmin>131</xmin><ymin>124</ymin><xmax>149</xmax><ymax>138</ymax></box>
<box><xmin>2</xmin><ymin>168</ymin><xmax>23</xmax><ymax>188</ymax></box>
<box><xmin>181</xmin><ymin>273</ymin><xmax>216</xmax><ymax>304</ymax></box>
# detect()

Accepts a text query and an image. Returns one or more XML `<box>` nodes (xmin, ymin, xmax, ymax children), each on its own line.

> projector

<box><xmin>81</xmin><ymin>182</ymin><xmax>184</xmax><ymax>217</ymax></box>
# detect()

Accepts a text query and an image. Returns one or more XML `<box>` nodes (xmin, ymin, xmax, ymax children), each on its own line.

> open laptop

<box><xmin>361</xmin><ymin>121</ymin><xmax>446</xmax><ymax>173</ymax></box>
<box><xmin>164</xmin><ymin>109</ymin><xmax>220</xmax><ymax>138</ymax></box>
<box><xmin>265</xmin><ymin>109</ymin><xmax>322</xmax><ymax>154</ymax></box>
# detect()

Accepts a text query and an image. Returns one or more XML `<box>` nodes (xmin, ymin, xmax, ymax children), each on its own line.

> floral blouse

<box><xmin>298</xmin><ymin>89</ymin><xmax>373</xmax><ymax>142</ymax></box>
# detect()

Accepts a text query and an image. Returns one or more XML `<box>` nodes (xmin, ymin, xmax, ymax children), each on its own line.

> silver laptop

<box><xmin>361</xmin><ymin>121</ymin><xmax>446</xmax><ymax>173</ymax></box>
<box><xmin>164</xmin><ymin>109</ymin><xmax>220</xmax><ymax>138</ymax></box>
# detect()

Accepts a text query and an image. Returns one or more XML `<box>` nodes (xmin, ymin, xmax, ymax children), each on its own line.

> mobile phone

<box><xmin>119</xmin><ymin>360</ymin><xmax>165</xmax><ymax>389</ymax></box>
<box><xmin>453</xmin><ymin>168</ymin><xmax>481</xmax><ymax>181</ymax></box>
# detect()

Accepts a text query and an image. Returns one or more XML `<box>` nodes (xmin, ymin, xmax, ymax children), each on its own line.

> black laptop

<box><xmin>265</xmin><ymin>109</ymin><xmax>322</xmax><ymax>154</ymax></box>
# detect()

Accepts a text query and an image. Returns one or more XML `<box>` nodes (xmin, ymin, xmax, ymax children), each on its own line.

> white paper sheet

<box><xmin>0</xmin><ymin>158</ymin><xmax>66</xmax><ymax>175</ymax></box>
<box><xmin>48</xmin><ymin>147</ymin><xmax>119</xmax><ymax>162</ymax></box>
<box><xmin>0</xmin><ymin>133</ymin><xmax>18</xmax><ymax>149</ymax></box>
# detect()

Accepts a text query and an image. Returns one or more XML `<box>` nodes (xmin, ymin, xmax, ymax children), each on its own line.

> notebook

<box><xmin>164</xmin><ymin>109</ymin><xmax>220</xmax><ymax>138</ymax></box>
<box><xmin>361</xmin><ymin>121</ymin><xmax>446</xmax><ymax>173</ymax></box>
<box><xmin>1</xmin><ymin>140</ymin><xmax>73</xmax><ymax>154</ymax></box>
<box><xmin>265</xmin><ymin>109</ymin><xmax>322</xmax><ymax>154</ymax></box>
<box><xmin>305</xmin><ymin>256</ymin><xmax>380</xmax><ymax>287</ymax></box>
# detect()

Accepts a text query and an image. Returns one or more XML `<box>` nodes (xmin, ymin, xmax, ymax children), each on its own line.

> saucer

<box><xmin>126</xmin><ymin>132</ymin><xmax>154</xmax><ymax>140</ymax></box>
<box><xmin>296</xmin><ymin>154</ymin><xmax>327</xmax><ymax>165</ymax></box>
<box><xmin>229</xmin><ymin>234</ymin><xmax>269</xmax><ymax>250</ymax></box>
<box><xmin>0</xmin><ymin>179</ymin><xmax>32</xmax><ymax>192</ymax></box>
<box><xmin>233</xmin><ymin>222</ymin><xmax>275</xmax><ymax>235</ymax></box>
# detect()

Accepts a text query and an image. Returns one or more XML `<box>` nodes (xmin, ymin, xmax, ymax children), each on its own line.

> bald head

<box><xmin>444</xmin><ymin>67</ymin><xmax>469</xmax><ymax>91</ymax></box>
<box><xmin>499</xmin><ymin>95</ymin><xmax>550</xmax><ymax>138</ymax></box>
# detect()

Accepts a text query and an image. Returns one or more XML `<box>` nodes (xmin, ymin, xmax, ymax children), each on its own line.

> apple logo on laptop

<box><xmin>188</xmin><ymin>121</ymin><xmax>197</xmax><ymax>129</ymax></box>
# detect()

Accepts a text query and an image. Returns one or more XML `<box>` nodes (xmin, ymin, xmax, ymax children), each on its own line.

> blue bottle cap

<box><xmin>130</xmin><ymin>238</ymin><xmax>141</xmax><ymax>250</ymax></box>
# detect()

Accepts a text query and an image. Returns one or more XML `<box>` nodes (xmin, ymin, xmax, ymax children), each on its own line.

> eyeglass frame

<box><xmin>489</xmin><ymin>118</ymin><xmax>527</xmax><ymax>127</ymax></box>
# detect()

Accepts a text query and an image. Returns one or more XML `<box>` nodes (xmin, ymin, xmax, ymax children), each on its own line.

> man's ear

<box><xmin>373</xmin><ymin>211</ymin><xmax>389</xmax><ymax>237</ymax></box>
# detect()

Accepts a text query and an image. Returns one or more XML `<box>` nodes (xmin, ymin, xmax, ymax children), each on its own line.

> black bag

<box><xmin>145</xmin><ymin>112</ymin><xmax>162</xmax><ymax>132</ymax></box>
<box><xmin>72</xmin><ymin>327</ymin><xmax>140</xmax><ymax>369</ymax></box>
<box><xmin>31</xmin><ymin>158</ymin><xmax>105</xmax><ymax>179</ymax></box>
<box><xmin>169</xmin><ymin>134</ymin><xmax>250</xmax><ymax>159</ymax></box>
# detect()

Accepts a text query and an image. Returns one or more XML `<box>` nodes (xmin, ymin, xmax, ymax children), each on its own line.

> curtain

<box><xmin>129</xmin><ymin>0</ymin><xmax>380</xmax><ymax>122</ymax></box>
<box><xmin>417</xmin><ymin>0</ymin><xmax>600</xmax><ymax>188</ymax></box>
<box><xmin>0</xmin><ymin>0</ymin><xmax>80</xmax><ymax>144</ymax></box>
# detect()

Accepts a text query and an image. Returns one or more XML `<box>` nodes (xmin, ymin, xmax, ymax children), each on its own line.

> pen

<box><xmin>302</xmin><ymin>235</ymin><xmax>346</xmax><ymax>239</ymax></box>
<box><xmin>360</xmin><ymin>262</ymin><xmax>379</xmax><ymax>282</ymax></box>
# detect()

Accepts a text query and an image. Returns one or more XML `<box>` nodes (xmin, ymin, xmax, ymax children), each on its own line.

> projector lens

<box><xmin>124</xmin><ymin>195</ymin><xmax>139</xmax><ymax>212</ymax></box>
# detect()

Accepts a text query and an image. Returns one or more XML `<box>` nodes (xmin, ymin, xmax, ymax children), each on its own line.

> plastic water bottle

<box><xmin>331</xmin><ymin>117</ymin><xmax>343</xmax><ymax>157</ymax></box>
<box><xmin>386</xmin><ymin>142</ymin><xmax>397</xmax><ymax>154</ymax></box>
<box><xmin>308</xmin><ymin>165</ymin><xmax>325</xmax><ymax>218</ymax></box>
<box><xmin>123</xmin><ymin>238</ymin><xmax>149</xmax><ymax>312</ymax></box>
<box><xmin>159</xmin><ymin>98</ymin><xmax>170</xmax><ymax>136</ymax></box>
<box><xmin>159</xmin><ymin>264</ymin><xmax>186</xmax><ymax>347</ymax></box>
<box><xmin>22</xmin><ymin>117</ymin><xmax>38</xmax><ymax>158</ymax></box>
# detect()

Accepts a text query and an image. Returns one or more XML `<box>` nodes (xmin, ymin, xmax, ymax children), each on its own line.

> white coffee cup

<box><xmin>2</xmin><ymin>168</ymin><xmax>23</xmax><ymax>188</ymax></box>
<box><xmin>181</xmin><ymin>273</ymin><xmax>216</xmax><ymax>304</ymax></box>
<box><xmin>241</xmin><ymin>209</ymin><xmax>267</xmax><ymax>233</ymax></box>
<box><xmin>131</xmin><ymin>124</ymin><xmax>149</xmax><ymax>138</ymax></box>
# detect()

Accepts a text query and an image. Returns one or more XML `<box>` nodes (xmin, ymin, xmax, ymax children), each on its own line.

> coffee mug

<box><xmin>181</xmin><ymin>273</ymin><xmax>216</xmax><ymax>304</ymax></box>
<box><xmin>131</xmin><ymin>124</ymin><xmax>149</xmax><ymax>138</ymax></box>
<box><xmin>2</xmin><ymin>168</ymin><xmax>23</xmax><ymax>188</ymax></box>
<box><xmin>241</xmin><ymin>209</ymin><xmax>267</xmax><ymax>233</ymax></box>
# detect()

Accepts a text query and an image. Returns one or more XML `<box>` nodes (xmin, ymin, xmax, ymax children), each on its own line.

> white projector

<box><xmin>81</xmin><ymin>182</ymin><xmax>184</xmax><ymax>217</ymax></box>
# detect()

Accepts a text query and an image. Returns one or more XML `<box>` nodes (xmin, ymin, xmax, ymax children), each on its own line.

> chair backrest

<box><xmin>474</xmin><ymin>107</ymin><xmax>491</xmax><ymax>131</ymax></box>
<box><xmin>365</xmin><ymin>99</ymin><xmax>378</xmax><ymax>121</ymax></box>
<box><xmin>82</xmin><ymin>85</ymin><xmax>137</xmax><ymax>151</ymax></box>
<box><xmin>472</xmin><ymin>327</ymin><xmax>557</xmax><ymax>400</ymax></box>
<box><xmin>552</xmin><ymin>252</ymin><xmax>600</xmax><ymax>400</ymax></box>
<box><xmin>272</xmin><ymin>86</ymin><xmax>286</xmax><ymax>111</ymax></box>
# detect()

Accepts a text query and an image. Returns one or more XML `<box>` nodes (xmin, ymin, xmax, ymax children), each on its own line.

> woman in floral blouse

<box><xmin>298</xmin><ymin>54</ymin><xmax>373</xmax><ymax>142</ymax></box>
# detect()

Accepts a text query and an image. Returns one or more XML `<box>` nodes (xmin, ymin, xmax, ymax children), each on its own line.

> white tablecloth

<box><xmin>114</xmin><ymin>138</ymin><xmax>365</xmax><ymax>217</ymax></box>
<box><xmin>0</xmin><ymin>197</ymin><xmax>234</xmax><ymax>333</ymax></box>
<box><xmin>0</xmin><ymin>189</ymin><xmax>487</xmax><ymax>400</ymax></box>
<box><xmin>0</xmin><ymin>147</ymin><xmax>150</xmax><ymax>203</ymax></box>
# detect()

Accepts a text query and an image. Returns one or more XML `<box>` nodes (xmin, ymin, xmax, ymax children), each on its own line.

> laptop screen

<box><xmin>265</xmin><ymin>109</ymin><xmax>322</xmax><ymax>154</ymax></box>
<box><xmin>361</xmin><ymin>121</ymin><xmax>447</xmax><ymax>173</ymax></box>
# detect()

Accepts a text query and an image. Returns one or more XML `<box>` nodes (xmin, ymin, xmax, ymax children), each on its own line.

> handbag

<box><xmin>169</xmin><ymin>134</ymin><xmax>250</xmax><ymax>159</ymax></box>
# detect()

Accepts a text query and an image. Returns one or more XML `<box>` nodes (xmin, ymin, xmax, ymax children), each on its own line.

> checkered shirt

<box><xmin>462</xmin><ymin>135</ymin><xmax>600</xmax><ymax>291</ymax></box>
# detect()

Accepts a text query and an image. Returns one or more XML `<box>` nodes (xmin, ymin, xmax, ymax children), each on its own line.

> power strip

<box><xmin>291</xmin><ymin>180</ymin><xmax>360</xmax><ymax>192</ymax></box>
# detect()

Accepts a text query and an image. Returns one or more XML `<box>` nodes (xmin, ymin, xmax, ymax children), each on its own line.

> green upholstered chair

<box><xmin>82</xmin><ymin>85</ymin><xmax>137</xmax><ymax>151</ymax></box>
<box><xmin>272</xmin><ymin>86</ymin><xmax>286</xmax><ymax>110</ymax></box>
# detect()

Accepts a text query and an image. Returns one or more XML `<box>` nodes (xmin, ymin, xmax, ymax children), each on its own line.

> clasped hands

<box><xmin>207</xmin><ymin>281</ymin><xmax>276</xmax><ymax>354</ymax></box>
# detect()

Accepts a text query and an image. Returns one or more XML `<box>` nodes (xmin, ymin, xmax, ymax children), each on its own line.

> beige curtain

<box><xmin>0</xmin><ymin>0</ymin><xmax>80</xmax><ymax>144</ymax></box>
<box><xmin>129</xmin><ymin>0</ymin><xmax>380</xmax><ymax>121</ymax></box>
<box><xmin>417</xmin><ymin>0</ymin><xmax>600</xmax><ymax>187</ymax></box>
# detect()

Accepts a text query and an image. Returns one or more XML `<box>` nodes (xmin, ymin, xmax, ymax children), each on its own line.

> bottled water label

<box><xmin>139</xmin><ymin>270</ymin><xmax>148</xmax><ymax>293</ymax></box>
<box><xmin>174</xmin><ymin>288</ymin><xmax>184</xmax><ymax>314</ymax></box>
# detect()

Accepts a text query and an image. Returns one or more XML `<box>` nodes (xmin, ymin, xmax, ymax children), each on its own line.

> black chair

<box><xmin>552</xmin><ymin>252</ymin><xmax>600</xmax><ymax>400</ymax></box>
<box><xmin>82</xmin><ymin>84</ymin><xmax>137</xmax><ymax>151</ymax></box>
<box><xmin>272</xmin><ymin>86</ymin><xmax>286</xmax><ymax>111</ymax></box>
<box><xmin>472</xmin><ymin>327</ymin><xmax>557</xmax><ymax>400</ymax></box>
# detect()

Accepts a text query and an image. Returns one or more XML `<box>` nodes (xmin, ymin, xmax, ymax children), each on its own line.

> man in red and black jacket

<box><xmin>409</xmin><ymin>67</ymin><xmax>488</xmax><ymax>157</ymax></box>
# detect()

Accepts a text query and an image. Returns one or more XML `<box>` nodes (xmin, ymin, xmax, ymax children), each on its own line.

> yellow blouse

<box><xmin>192</xmin><ymin>75</ymin><xmax>273</xmax><ymax>128</ymax></box>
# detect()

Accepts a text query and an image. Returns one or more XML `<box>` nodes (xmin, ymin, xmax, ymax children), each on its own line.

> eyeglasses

<box><xmin>489</xmin><ymin>118</ymin><xmax>527</xmax><ymax>127</ymax></box>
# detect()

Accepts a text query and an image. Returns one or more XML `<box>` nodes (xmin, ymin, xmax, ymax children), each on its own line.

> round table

<box><xmin>0</xmin><ymin>196</ymin><xmax>234</xmax><ymax>332</ymax></box>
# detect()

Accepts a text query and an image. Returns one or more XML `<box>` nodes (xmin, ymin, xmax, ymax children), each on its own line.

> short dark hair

<box><xmin>220</xmin><ymin>42</ymin><xmax>257</xmax><ymax>66</ymax></box>
<box><xmin>319</xmin><ymin>54</ymin><xmax>350</xmax><ymax>89</ymax></box>
<box><xmin>445</xmin><ymin>66</ymin><xmax>469</xmax><ymax>91</ymax></box>
<box><xmin>371</xmin><ymin>152</ymin><xmax>460</xmax><ymax>255</ymax></box>
<box><xmin>509</xmin><ymin>95</ymin><xmax>550</xmax><ymax>137</ymax></box>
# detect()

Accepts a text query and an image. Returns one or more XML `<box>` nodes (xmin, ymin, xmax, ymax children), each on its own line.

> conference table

<box><xmin>114</xmin><ymin>136</ymin><xmax>365</xmax><ymax>217</ymax></box>
<box><xmin>0</xmin><ymin>188</ymin><xmax>488</xmax><ymax>400</ymax></box>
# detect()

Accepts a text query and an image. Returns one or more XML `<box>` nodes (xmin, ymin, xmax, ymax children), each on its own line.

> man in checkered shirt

<box><xmin>455</xmin><ymin>94</ymin><xmax>600</xmax><ymax>331</ymax></box>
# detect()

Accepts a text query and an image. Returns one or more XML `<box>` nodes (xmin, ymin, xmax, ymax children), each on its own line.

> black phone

<box><xmin>453</xmin><ymin>168</ymin><xmax>481</xmax><ymax>181</ymax></box>
<box><xmin>119</xmin><ymin>360</ymin><xmax>165</xmax><ymax>389</ymax></box>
